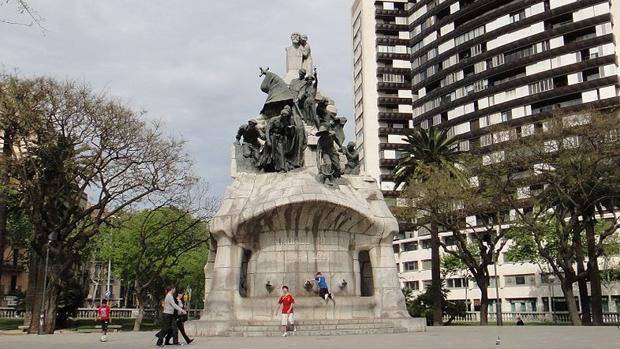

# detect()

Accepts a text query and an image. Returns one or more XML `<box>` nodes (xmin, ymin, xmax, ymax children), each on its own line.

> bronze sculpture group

<box><xmin>235</xmin><ymin>33</ymin><xmax>360</xmax><ymax>184</ymax></box>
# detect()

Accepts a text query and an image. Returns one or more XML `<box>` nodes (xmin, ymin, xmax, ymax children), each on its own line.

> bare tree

<box><xmin>0</xmin><ymin>0</ymin><xmax>45</xmax><ymax>31</ymax></box>
<box><xmin>4</xmin><ymin>76</ymin><xmax>196</xmax><ymax>333</ymax></box>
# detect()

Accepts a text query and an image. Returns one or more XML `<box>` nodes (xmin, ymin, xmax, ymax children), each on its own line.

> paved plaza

<box><xmin>2</xmin><ymin>327</ymin><xmax>619</xmax><ymax>349</ymax></box>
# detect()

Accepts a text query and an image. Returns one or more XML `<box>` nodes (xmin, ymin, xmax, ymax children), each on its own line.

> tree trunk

<box><xmin>478</xmin><ymin>277</ymin><xmax>489</xmax><ymax>325</ymax></box>
<box><xmin>0</xmin><ymin>128</ymin><xmax>12</xmax><ymax>284</ymax></box>
<box><xmin>23</xmin><ymin>250</ymin><xmax>44</xmax><ymax>333</ymax></box>
<box><xmin>430</xmin><ymin>222</ymin><xmax>443</xmax><ymax>326</ymax></box>
<box><xmin>23</xmin><ymin>251</ymin><xmax>61</xmax><ymax>333</ymax></box>
<box><xmin>574</xmin><ymin>236</ymin><xmax>591</xmax><ymax>325</ymax></box>
<box><xmin>134</xmin><ymin>299</ymin><xmax>145</xmax><ymax>331</ymax></box>
<box><xmin>585</xmin><ymin>219</ymin><xmax>603</xmax><ymax>325</ymax></box>
<box><xmin>560</xmin><ymin>281</ymin><xmax>582</xmax><ymax>326</ymax></box>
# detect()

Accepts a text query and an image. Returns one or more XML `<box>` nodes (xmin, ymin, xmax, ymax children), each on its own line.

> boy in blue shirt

<box><xmin>314</xmin><ymin>272</ymin><xmax>334</xmax><ymax>304</ymax></box>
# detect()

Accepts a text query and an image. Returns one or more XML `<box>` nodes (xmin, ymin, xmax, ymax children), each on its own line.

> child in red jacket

<box><xmin>97</xmin><ymin>299</ymin><xmax>111</xmax><ymax>341</ymax></box>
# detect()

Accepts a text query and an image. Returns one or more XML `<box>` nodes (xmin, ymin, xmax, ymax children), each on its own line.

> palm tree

<box><xmin>394</xmin><ymin>127</ymin><xmax>461</xmax><ymax>189</ymax></box>
<box><xmin>394</xmin><ymin>127</ymin><xmax>461</xmax><ymax>326</ymax></box>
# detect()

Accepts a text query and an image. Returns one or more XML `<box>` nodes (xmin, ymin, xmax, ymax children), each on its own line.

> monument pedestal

<box><xmin>189</xmin><ymin>161</ymin><xmax>426</xmax><ymax>336</ymax></box>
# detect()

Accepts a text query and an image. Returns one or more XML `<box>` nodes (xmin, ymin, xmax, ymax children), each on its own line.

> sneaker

<box><xmin>282</xmin><ymin>332</ymin><xmax>289</xmax><ymax>337</ymax></box>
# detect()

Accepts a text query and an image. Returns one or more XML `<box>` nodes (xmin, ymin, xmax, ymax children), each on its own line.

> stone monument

<box><xmin>187</xmin><ymin>33</ymin><xmax>425</xmax><ymax>337</ymax></box>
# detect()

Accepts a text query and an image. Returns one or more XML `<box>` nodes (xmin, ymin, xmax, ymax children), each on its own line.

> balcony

<box><xmin>378</xmin><ymin>111</ymin><xmax>413</xmax><ymax>121</ymax></box>
<box><xmin>378</xmin><ymin>81</ymin><xmax>411</xmax><ymax>91</ymax></box>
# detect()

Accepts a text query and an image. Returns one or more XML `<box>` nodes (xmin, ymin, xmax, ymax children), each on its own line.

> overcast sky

<box><xmin>0</xmin><ymin>0</ymin><xmax>354</xmax><ymax>197</ymax></box>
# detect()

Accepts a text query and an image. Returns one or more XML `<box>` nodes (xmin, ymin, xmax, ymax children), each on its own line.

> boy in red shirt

<box><xmin>277</xmin><ymin>286</ymin><xmax>295</xmax><ymax>337</ymax></box>
<box><xmin>97</xmin><ymin>299</ymin><xmax>111</xmax><ymax>341</ymax></box>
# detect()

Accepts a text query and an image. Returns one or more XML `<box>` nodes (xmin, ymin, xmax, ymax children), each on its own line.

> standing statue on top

<box><xmin>316</xmin><ymin>125</ymin><xmax>342</xmax><ymax>186</ymax></box>
<box><xmin>299</xmin><ymin>69</ymin><xmax>319</xmax><ymax>128</ymax></box>
<box><xmin>300</xmin><ymin>34</ymin><xmax>313</xmax><ymax>73</ymax></box>
<box><xmin>286</xmin><ymin>32</ymin><xmax>314</xmax><ymax>83</ymax></box>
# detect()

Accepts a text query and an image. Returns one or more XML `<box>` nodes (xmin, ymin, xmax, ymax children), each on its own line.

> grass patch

<box><xmin>64</xmin><ymin>318</ymin><xmax>158</xmax><ymax>331</ymax></box>
<box><xmin>0</xmin><ymin>318</ymin><xmax>22</xmax><ymax>330</ymax></box>
<box><xmin>0</xmin><ymin>318</ymin><xmax>158</xmax><ymax>331</ymax></box>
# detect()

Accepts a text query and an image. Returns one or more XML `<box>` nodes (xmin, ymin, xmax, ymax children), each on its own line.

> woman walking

<box><xmin>169</xmin><ymin>290</ymin><xmax>194</xmax><ymax>345</ymax></box>
<box><xmin>155</xmin><ymin>285</ymin><xmax>186</xmax><ymax>347</ymax></box>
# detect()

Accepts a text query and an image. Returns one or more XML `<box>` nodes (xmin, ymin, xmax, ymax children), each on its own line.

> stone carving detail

<box><xmin>235</xmin><ymin>118</ymin><xmax>264</xmax><ymax>165</ymax></box>
<box><xmin>342</xmin><ymin>141</ymin><xmax>360</xmax><ymax>175</ymax></box>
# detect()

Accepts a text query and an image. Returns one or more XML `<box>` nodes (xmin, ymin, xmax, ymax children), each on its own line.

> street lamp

<box><xmin>547</xmin><ymin>274</ymin><xmax>555</xmax><ymax>323</ymax></box>
<box><xmin>38</xmin><ymin>232</ymin><xmax>57</xmax><ymax>335</ymax></box>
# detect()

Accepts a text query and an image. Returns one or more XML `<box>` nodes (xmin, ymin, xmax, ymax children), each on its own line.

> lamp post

<box><xmin>547</xmin><ymin>274</ymin><xmax>555</xmax><ymax>323</ymax></box>
<box><xmin>493</xmin><ymin>254</ymin><xmax>502</xmax><ymax>326</ymax></box>
<box><xmin>38</xmin><ymin>232</ymin><xmax>57</xmax><ymax>335</ymax></box>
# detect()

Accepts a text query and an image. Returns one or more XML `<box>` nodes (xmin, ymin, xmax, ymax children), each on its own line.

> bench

<box><xmin>95</xmin><ymin>324</ymin><xmax>122</xmax><ymax>331</ymax></box>
<box><xmin>18</xmin><ymin>325</ymin><xmax>29</xmax><ymax>332</ymax></box>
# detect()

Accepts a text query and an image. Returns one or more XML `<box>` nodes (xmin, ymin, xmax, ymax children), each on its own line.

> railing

<box><xmin>445</xmin><ymin>311</ymin><xmax>620</xmax><ymax>324</ymax></box>
<box><xmin>1</xmin><ymin>307</ymin><xmax>202</xmax><ymax>320</ymax></box>
<box><xmin>0</xmin><ymin>307</ymin><xmax>21</xmax><ymax>318</ymax></box>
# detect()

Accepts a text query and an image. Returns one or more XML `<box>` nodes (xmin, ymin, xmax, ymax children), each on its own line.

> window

<box><xmin>505</xmin><ymin>274</ymin><xmax>535</xmax><ymax>286</ymax></box>
<box><xmin>510</xmin><ymin>9</ymin><xmax>526</xmax><ymax>23</ymax></box>
<box><xmin>378</xmin><ymin>45</ymin><xmax>396</xmax><ymax>53</ymax></box>
<box><xmin>501</xmin><ymin>110</ymin><xmax>512</xmax><ymax>122</ymax></box>
<box><xmin>393</xmin><ymin>244</ymin><xmax>400</xmax><ymax>253</ymax></box>
<box><xmin>421</xmin><ymin>239</ymin><xmax>432</xmax><ymax>249</ymax></box>
<box><xmin>403</xmin><ymin>241</ymin><xmax>419</xmax><ymax>251</ymax></box>
<box><xmin>459</xmin><ymin>140</ymin><xmax>470</xmax><ymax>152</ymax></box>
<box><xmin>404</xmin><ymin>261</ymin><xmax>419</xmax><ymax>271</ymax></box>
<box><xmin>455</xmin><ymin>26</ymin><xmax>485</xmax><ymax>45</ymax></box>
<box><xmin>404</xmin><ymin>281</ymin><xmax>419</xmax><ymax>290</ymax></box>
<box><xmin>383</xmin><ymin>74</ymin><xmax>406</xmax><ymax>83</ymax></box>
<box><xmin>421</xmin><ymin>259</ymin><xmax>432</xmax><ymax>270</ymax></box>
<box><xmin>529</xmin><ymin>78</ymin><xmax>554</xmax><ymax>94</ymax></box>
<box><xmin>480</xmin><ymin>134</ymin><xmax>492</xmax><ymax>147</ymax></box>
<box><xmin>433</xmin><ymin>114</ymin><xmax>442</xmax><ymax>126</ymax></box>
<box><xmin>446</xmin><ymin>278</ymin><xmax>468</xmax><ymax>289</ymax></box>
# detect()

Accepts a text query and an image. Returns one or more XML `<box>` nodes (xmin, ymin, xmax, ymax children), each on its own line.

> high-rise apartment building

<box><xmin>351</xmin><ymin>0</ymin><xmax>620</xmax><ymax>316</ymax></box>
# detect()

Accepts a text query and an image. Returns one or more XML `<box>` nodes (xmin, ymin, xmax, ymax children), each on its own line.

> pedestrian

<box><xmin>516</xmin><ymin>317</ymin><xmax>524</xmax><ymax>326</ymax></box>
<box><xmin>155</xmin><ymin>285</ymin><xmax>186</xmax><ymax>347</ymax></box>
<box><xmin>97</xmin><ymin>299</ymin><xmax>111</xmax><ymax>342</ymax></box>
<box><xmin>314</xmin><ymin>272</ymin><xmax>334</xmax><ymax>304</ymax></box>
<box><xmin>277</xmin><ymin>286</ymin><xmax>295</xmax><ymax>337</ymax></box>
<box><xmin>171</xmin><ymin>290</ymin><xmax>194</xmax><ymax>345</ymax></box>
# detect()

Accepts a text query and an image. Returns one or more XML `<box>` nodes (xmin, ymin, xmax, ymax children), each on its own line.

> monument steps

<box><xmin>225</xmin><ymin>327</ymin><xmax>408</xmax><ymax>337</ymax></box>
<box><xmin>225</xmin><ymin>319</ymin><xmax>409</xmax><ymax>337</ymax></box>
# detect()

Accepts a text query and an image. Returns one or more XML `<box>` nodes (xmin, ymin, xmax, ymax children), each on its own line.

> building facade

<box><xmin>351</xmin><ymin>0</ymin><xmax>620</xmax><ymax>315</ymax></box>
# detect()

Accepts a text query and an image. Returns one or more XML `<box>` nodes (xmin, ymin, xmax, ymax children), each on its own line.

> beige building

<box><xmin>351</xmin><ymin>0</ymin><xmax>620</xmax><ymax>316</ymax></box>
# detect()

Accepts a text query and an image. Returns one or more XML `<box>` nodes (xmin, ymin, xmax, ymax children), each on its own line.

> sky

<box><xmin>0</xmin><ymin>0</ymin><xmax>354</xmax><ymax>197</ymax></box>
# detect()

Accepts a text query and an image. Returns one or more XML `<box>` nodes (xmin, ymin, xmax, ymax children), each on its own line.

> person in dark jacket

<box><xmin>171</xmin><ymin>290</ymin><xmax>194</xmax><ymax>345</ymax></box>
<box><xmin>155</xmin><ymin>285</ymin><xmax>185</xmax><ymax>347</ymax></box>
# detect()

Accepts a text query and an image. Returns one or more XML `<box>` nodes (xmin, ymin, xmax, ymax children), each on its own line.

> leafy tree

<box><xmin>493</xmin><ymin>110</ymin><xmax>620</xmax><ymax>325</ymax></box>
<box><xmin>394</xmin><ymin>127</ymin><xmax>461</xmax><ymax>326</ymax></box>
<box><xmin>397</xmin><ymin>161</ymin><xmax>511</xmax><ymax>325</ymax></box>
<box><xmin>505</xmin><ymin>212</ymin><xmax>584</xmax><ymax>325</ymax></box>
<box><xmin>2</xmin><ymin>76</ymin><xmax>196</xmax><ymax>333</ymax></box>
<box><xmin>404</xmin><ymin>284</ymin><xmax>466</xmax><ymax>326</ymax></box>
<box><xmin>97</xmin><ymin>199</ymin><xmax>213</xmax><ymax>330</ymax></box>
